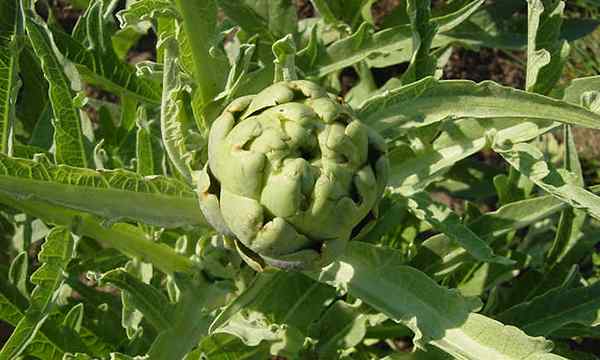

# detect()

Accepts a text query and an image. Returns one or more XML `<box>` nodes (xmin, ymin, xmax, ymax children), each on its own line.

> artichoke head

<box><xmin>195</xmin><ymin>80</ymin><xmax>388</xmax><ymax>270</ymax></box>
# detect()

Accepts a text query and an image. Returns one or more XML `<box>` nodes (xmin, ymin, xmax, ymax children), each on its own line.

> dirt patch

<box><xmin>296</xmin><ymin>0</ymin><xmax>315</xmax><ymax>19</ymax></box>
<box><xmin>443</xmin><ymin>48</ymin><xmax>526</xmax><ymax>89</ymax></box>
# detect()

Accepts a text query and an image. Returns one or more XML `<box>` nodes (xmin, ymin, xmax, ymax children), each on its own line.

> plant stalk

<box><xmin>173</xmin><ymin>0</ymin><xmax>220</xmax><ymax>105</ymax></box>
<box><xmin>0</xmin><ymin>193</ymin><xmax>196</xmax><ymax>274</ymax></box>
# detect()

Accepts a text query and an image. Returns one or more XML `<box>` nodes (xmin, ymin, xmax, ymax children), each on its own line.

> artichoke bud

<box><xmin>195</xmin><ymin>80</ymin><xmax>389</xmax><ymax>271</ymax></box>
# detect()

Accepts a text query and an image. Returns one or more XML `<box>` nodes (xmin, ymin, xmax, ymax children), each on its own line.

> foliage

<box><xmin>0</xmin><ymin>0</ymin><xmax>599</xmax><ymax>359</ymax></box>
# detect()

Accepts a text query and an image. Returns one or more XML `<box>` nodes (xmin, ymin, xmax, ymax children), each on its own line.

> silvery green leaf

<box><xmin>563</xmin><ymin>76</ymin><xmax>600</xmax><ymax>109</ymax></box>
<box><xmin>8</xmin><ymin>251</ymin><xmax>29</xmax><ymax>299</ymax></box>
<box><xmin>210</xmin><ymin>271</ymin><xmax>335</xmax><ymax>356</ymax></box>
<box><xmin>0</xmin><ymin>153</ymin><xmax>203</xmax><ymax>228</ymax></box>
<box><xmin>495</xmin><ymin>141</ymin><xmax>600</xmax><ymax>221</ymax></box>
<box><xmin>116</xmin><ymin>0</ymin><xmax>178</xmax><ymax>28</ymax></box>
<box><xmin>272</xmin><ymin>34</ymin><xmax>297</xmax><ymax>82</ymax></box>
<box><xmin>147</xmin><ymin>273</ymin><xmax>231</xmax><ymax>360</ymax></box>
<box><xmin>160</xmin><ymin>37</ymin><xmax>194</xmax><ymax>181</ymax></box>
<box><xmin>300</xmin><ymin>0</ymin><xmax>484</xmax><ymax>76</ymax></box>
<box><xmin>388</xmin><ymin>117</ymin><xmax>557</xmax><ymax>194</ymax></box>
<box><xmin>310</xmin><ymin>242</ymin><xmax>566</xmax><ymax>359</ymax></box>
<box><xmin>24</xmin><ymin>10</ymin><xmax>91</xmax><ymax>168</ymax></box>
<box><xmin>0</xmin><ymin>227</ymin><xmax>77</xmax><ymax>360</ymax></box>
<box><xmin>526</xmin><ymin>0</ymin><xmax>569</xmax><ymax>94</ymax></box>
<box><xmin>101</xmin><ymin>267</ymin><xmax>171</xmax><ymax>333</ymax></box>
<box><xmin>0</xmin><ymin>0</ymin><xmax>23</xmax><ymax>156</ymax></box>
<box><xmin>496</xmin><ymin>281</ymin><xmax>600</xmax><ymax>337</ymax></box>
<box><xmin>400</xmin><ymin>0</ymin><xmax>438</xmax><ymax>84</ymax></box>
<box><xmin>407</xmin><ymin>192</ymin><xmax>513</xmax><ymax>265</ymax></box>
<box><xmin>358</xmin><ymin>77</ymin><xmax>600</xmax><ymax>139</ymax></box>
<box><xmin>0</xmin><ymin>193</ymin><xmax>196</xmax><ymax>274</ymax></box>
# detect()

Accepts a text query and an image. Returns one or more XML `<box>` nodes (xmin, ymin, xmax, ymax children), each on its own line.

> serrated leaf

<box><xmin>187</xmin><ymin>333</ymin><xmax>270</xmax><ymax>360</ymax></box>
<box><xmin>50</xmin><ymin>26</ymin><xmax>161</xmax><ymax>104</ymax></box>
<box><xmin>135</xmin><ymin>107</ymin><xmax>160</xmax><ymax>176</ymax></box>
<box><xmin>100</xmin><ymin>268</ymin><xmax>171</xmax><ymax>333</ymax></box>
<box><xmin>563</xmin><ymin>76</ymin><xmax>600</xmax><ymax>108</ymax></box>
<box><xmin>210</xmin><ymin>271</ymin><xmax>335</xmax><ymax>357</ymax></box>
<box><xmin>24</xmin><ymin>10</ymin><xmax>90</xmax><ymax>168</ymax></box>
<box><xmin>0</xmin><ymin>0</ymin><xmax>22</xmax><ymax>156</ymax></box>
<box><xmin>8</xmin><ymin>251</ymin><xmax>29</xmax><ymax>299</ymax></box>
<box><xmin>495</xmin><ymin>141</ymin><xmax>600</xmax><ymax>221</ymax></box>
<box><xmin>160</xmin><ymin>37</ymin><xmax>194</xmax><ymax>181</ymax></box>
<box><xmin>526</xmin><ymin>0</ymin><xmax>569</xmax><ymax>94</ymax></box>
<box><xmin>299</xmin><ymin>0</ymin><xmax>484</xmax><ymax>77</ymax></box>
<box><xmin>0</xmin><ymin>153</ymin><xmax>203</xmax><ymax>228</ymax></box>
<box><xmin>272</xmin><ymin>34</ymin><xmax>297</xmax><ymax>82</ymax></box>
<box><xmin>497</xmin><ymin>282</ymin><xmax>600</xmax><ymax>337</ymax></box>
<box><xmin>310</xmin><ymin>242</ymin><xmax>566</xmax><ymax>359</ymax></box>
<box><xmin>411</xmin><ymin>185</ymin><xmax>600</xmax><ymax>277</ymax></box>
<box><xmin>0</xmin><ymin>227</ymin><xmax>76</xmax><ymax>360</ymax></box>
<box><xmin>400</xmin><ymin>0</ymin><xmax>438</xmax><ymax>84</ymax></box>
<box><xmin>0</xmin><ymin>277</ymin><xmax>76</xmax><ymax>360</ymax></box>
<box><xmin>116</xmin><ymin>0</ymin><xmax>178</xmax><ymax>28</ymax></box>
<box><xmin>407</xmin><ymin>192</ymin><xmax>513</xmax><ymax>265</ymax></box>
<box><xmin>0</xmin><ymin>193</ymin><xmax>195</xmax><ymax>274</ymax></box>
<box><xmin>312</xmin><ymin>300</ymin><xmax>370</xmax><ymax>358</ymax></box>
<box><xmin>173</xmin><ymin>0</ymin><xmax>227</xmax><ymax>105</ymax></box>
<box><xmin>358</xmin><ymin>77</ymin><xmax>600</xmax><ymax>140</ymax></box>
<box><xmin>147</xmin><ymin>273</ymin><xmax>231</xmax><ymax>360</ymax></box>
<box><xmin>388</xmin><ymin>117</ymin><xmax>557</xmax><ymax>194</ymax></box>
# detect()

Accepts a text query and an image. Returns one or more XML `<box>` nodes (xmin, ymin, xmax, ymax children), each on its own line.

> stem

<box><xmin>173</xmin><ymin>0</ymin><xmax>220</xmax><ymax>105</ymax></box>
<box><xmin>0</xmin><ymin>194</ymin><xmax>195</xmax><ymax>274</ymax></box>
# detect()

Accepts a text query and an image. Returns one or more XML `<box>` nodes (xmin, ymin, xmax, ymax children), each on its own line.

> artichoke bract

<box><xmin>195</xmin><ymin>80</ymin><xmax>388</xmax><ymax>270</ymax></box>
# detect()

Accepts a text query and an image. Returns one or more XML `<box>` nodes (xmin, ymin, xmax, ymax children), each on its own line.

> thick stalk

<box><xmin>173</xmin><ymin>0</ymin><xmax>220</xmax><ymax>105</ymax></box>
<box><xmin>0</xmin><ymin>194</ymin><xmax>195</xmax><ymax>274</ymax></box>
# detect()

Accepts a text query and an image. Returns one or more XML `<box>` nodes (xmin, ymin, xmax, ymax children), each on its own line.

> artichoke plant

<box><xmin>196</xmin><ymin>80</ymin><xmax>389</xmax><ymax>270</ymax></box>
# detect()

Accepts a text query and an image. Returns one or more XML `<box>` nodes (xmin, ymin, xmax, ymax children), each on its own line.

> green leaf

<box><xmin>8</xmin><ymin>251</ymin><xmax>29</xmax><ymax>299</ymax></box>
<box><xmin>135</xmin><ymin>107</ymin><xmax>160</xmax><ymax>176</ymax></box>
<box><xmin>0</xmin><ymin>193</ymin><xmax>195</xmax><ymax>274</ymax></box>
<box><xmin>120</xmin><ymin>260</ymin><xmax>153</xmax><ymax>339</ymax></box>
<box><xmin>173</xmin><ymin>0</ymin><xmax>227</xmax><ymax>105</ymax></box>
<box><xmin>147</xmin><ymin>273</ymin><xmax>231</xmax><ymax>360</ymax></box>
<box><xmin>0</xmin><ymin>0</ymin><xmax>22</xmax><ymax>156</ymax></box>
<box><xmin>50</xmin><ymin>29</ymin><xmax>161</xmax><ymax>104</ymax></box>
<box><xmin>218</xmin><ymin>0</ymin><xmax>297</xmax><ymax>42</ymax></box>
<box><xmin>309</xmin><ymin>242</ymin><xmax>566</xmax><ymax>359</ymax></box>
<box><xmin>272</xmin><ymin>34</ymin><xmax>297</xmax><ymax>82</ymax></box>
<box><xmin>525</xmin><ymin>0</ymin><xmax>569</xmax><ymax>94</ymax></box>
<box><xmin>0</xmin><ymin>154</ymin><xmax>204</xmax><ymax>228</ymax></box>
<box><xmin>300</xmin><ymin>0</ymin><xmax>484</xmax><ymax>77</ymax></box>
<box><xmin>160</xmin><ymin>37</ymin><xmax>194</xmax><ymax>181</ymax></box>
<box><xmin>412</xmin><ymin>186</ymin><xmax>600</xmax><ymax>277</ymax></box>
<box><xmin>495</xmin><ymin>141</ymin><xmax>600</xmax><ymax>221</ymax></box>
<box><xmin>311</xmin><ymin>300</ymin><xmax>371</xmax><ymax>358</ymax></box>
<box><xmin>563</xmin><ymin>75</ymin><xmax>600</xmax><ymax>107</ymax></box>
<box><xmin>407</xmin><ymin>192</ymin><xmax>513</xmax><ymax>265</ymax></box>
<box><xmin>24</xmin><ymin>9</ymin><xmax>91</xmax><ymax>168</ymax></box>
<box><xmin>400</xmin><ymin>0</ymin><xmax>438</xmax><ymax>84</ymax></box>
<box><xmin>188</xmin><ymin>333</ymin><xmax>270</xmax><ymax>360</ymax></box>
<box><xmin>496</xmin><ymin>282</ymin><xmax>600</xmax><ymax>337</ymax></box>
<box><xmin>310</xmin><ymin>0</ymin><xmax>340</xmax><ymax>25</ymax></box>
<box><xmin>0</xmin><ymin>227</ymin><xmax>76</xmax><ymax>360</ymax></box>
<box><xmin>100</xmin><ymin>268</ymin><xmax>172</xmax><ymax>332</ymax></box>
<box><xmin>116</xmin><ymin>0</ymin><xmax>178</xmax><ymax>28</ymax></box>
<box><xmin>358</xmin><ymin>77</ymin><xmax>600</xmax><ymax>140</ymax></box>
<box><xmin>210</xmin><ymin>271</ymin><xmax>335</xmax><ymax>356</ymax></box>
<box><xmin>387</xmin><ymin>117</ymin><xmax>556</xmax><ymax>194</ymax></box>
<box><xmin>546</xmin><ymin>125</ymin><xmax>586</xmax><ymax>266</ymax></box>
<box><xmin>0</xmin><ymin>272</ymin><xmax>80</xmax><ymax>360</ymax></box>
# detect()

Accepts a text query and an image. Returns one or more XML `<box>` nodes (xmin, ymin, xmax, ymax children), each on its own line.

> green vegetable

<box><xmin>195</xmin><ymin>80</ymin><xmax>389</xmax><ymax>270</ymax></box>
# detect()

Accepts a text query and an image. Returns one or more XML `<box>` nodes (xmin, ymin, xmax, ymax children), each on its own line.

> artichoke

<box><xmin>195</xmin><ymin>80</ymin><xmax>388</xmax><ymax>270</ymax></box>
